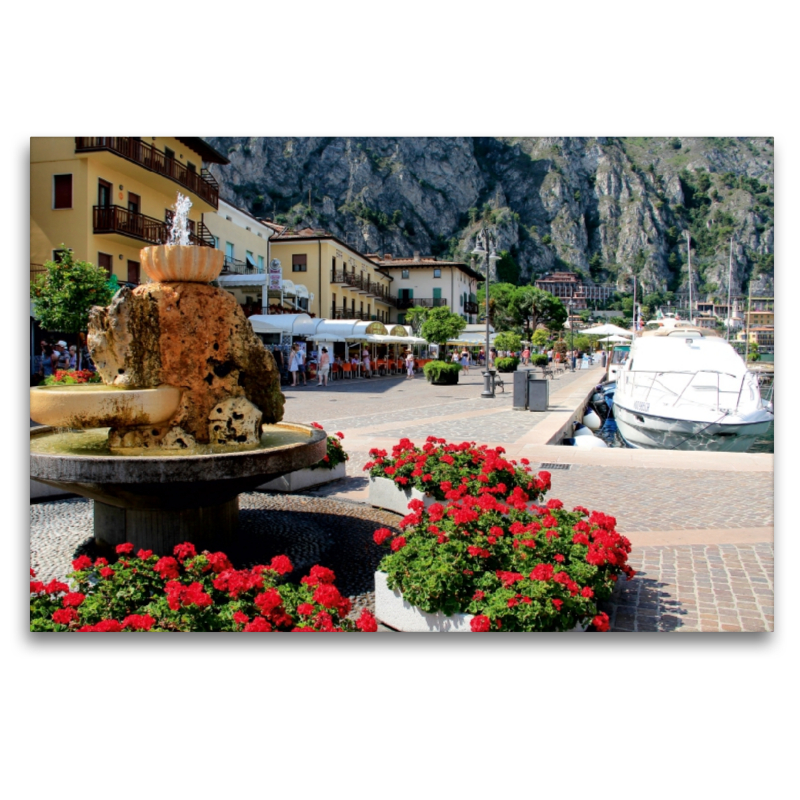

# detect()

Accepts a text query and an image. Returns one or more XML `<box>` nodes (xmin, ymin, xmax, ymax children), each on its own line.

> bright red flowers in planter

<box><xmin>30</xmin><ymin>543</ymin><xmax>376</xmax><ymax>633</ymax></box>
<box><xmin>365</xmin><ymin>436</ymin><xmax>550</xmax><ymax>502</ymax></box>
<box><xmin>309</xmin><ymin>423</ymin><xmax>349</xmax><ymax>471</ymax></box>
<box><xmin>375</xmin><ymin>486</ymin><xmax>634</xmax><ymax>632</ymax></box>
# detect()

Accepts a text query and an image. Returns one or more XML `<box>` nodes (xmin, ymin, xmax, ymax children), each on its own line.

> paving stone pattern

<box><xmin>606</xmin><ymin>543</ymin><xmax>774</xmax><ymax>632</ymax></box>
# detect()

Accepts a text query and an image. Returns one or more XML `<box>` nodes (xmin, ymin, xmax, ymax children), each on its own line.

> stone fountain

<box><xmin>30</xmin><ymin>195</ymin><xmax>326</xmax><ymax>553</ymax></box>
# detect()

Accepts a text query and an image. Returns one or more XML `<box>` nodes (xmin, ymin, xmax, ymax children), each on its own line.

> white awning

<box><xmin>248</xmin><ymin>313</ymin><xmax>312</xmax><ymax>334</ymax></box>
<box><xmin>294</xmin><ymin>284</ymin><xmax>309</xmax><ymax>298</ymax></box>
<box><xmin>281</xmin><ymin>279</ymin><xmax>296</xmax><ymax>295</ymax></box>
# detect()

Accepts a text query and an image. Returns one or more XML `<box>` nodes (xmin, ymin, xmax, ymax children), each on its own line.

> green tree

<box><xmin>420</xmin><ymin>306</ymin><xmax>467</xmax><ymax>351</ymax></box>
<box><xmin>30</xmin><ymin>248</ymin><xmax>117</xmax><ymax>333</ymax></box>
<box><xmin>510</xmin><ymin>286</ymin><xmax>568</xmax><ymax>340</ymax></box>
<box><xmin>493</xmin><ymin>332</ymin><xmax>522</xmax><ymax>352</ymax></box>
<box><xmin>531</xmin><ymin>329</ymin><xmax>550</xmax><ymax>348</ymax></box>
<box><xmin>480</xmin><ymin>282</ymin><xmax>519</xmax><ymax>331</ymax></box>
<box><xmin>496</xmin><ymin>250</ymin><xmax>521</xmax><ymax>284</ymax></box>
<box><xmin>404</xmin><ymin>306</ymin><xmax>429</xmax><ymax>334</ymax></box>
<box><xmin>747</xmin><ymin>341</ymin><xmax>760</xmax><ymax>362</ymax></box>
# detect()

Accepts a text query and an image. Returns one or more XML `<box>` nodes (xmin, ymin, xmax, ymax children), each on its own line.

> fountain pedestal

<box><xmin>30</xmin><ymin>422</ymin><xmax>326</xmax><ymax>553</ymax></box>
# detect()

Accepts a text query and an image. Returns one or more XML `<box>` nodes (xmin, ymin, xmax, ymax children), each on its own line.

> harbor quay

<box><xmin>31</xmin><ymin>361</ymin><xmax>774</xmax><ymax>633</ymax></box>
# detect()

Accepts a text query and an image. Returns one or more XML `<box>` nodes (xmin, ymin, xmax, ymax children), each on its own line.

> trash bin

<box><xmin>512</xmin><ymin>371</ymin><xmax>529</xmax><ymax>410</ymax></box>
<box><xmin>528</xmin><ymin>377</ymin><xmax>549</xmax><ymax>412</ymax></box>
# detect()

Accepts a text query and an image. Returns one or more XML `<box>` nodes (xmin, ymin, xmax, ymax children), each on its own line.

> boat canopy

<box><xmin>630</xmin><ymin>335</ymin><xmax>747</xmax><ymax>376</ymax></box>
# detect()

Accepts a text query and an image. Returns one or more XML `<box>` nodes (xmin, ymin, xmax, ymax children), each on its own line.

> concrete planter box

<box><xmin>256</xmin><ymin>461</ymin><xmax>347</xmax><ymax>492</ymax></box>
<box><xmin>375</xmin><ymin>571</ymin><xmax>589</xmax><ymax>633</ymax></box>
<box><xmin>368</xmin><ymin>476</ymin><xmax>438</xmax><ymax>515</ymax></box>
<box><xmin>30</xmin><ymin>478</ymin><xmax>74</xmax><ymax>502</ymax></box>
<box><xmin>374</xmin><ymin>571</ymin><xmax>473</xmax><ymax>632</ymax></box>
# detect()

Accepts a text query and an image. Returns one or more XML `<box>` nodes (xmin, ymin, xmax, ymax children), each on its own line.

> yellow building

<box><xmin>268</xmin><ymin>228</ymin><xmax>395</xmax><ymax>322</ymax></box>
<box><xmin>205</xmin><ymin>198</ymin><xmax>276</xmax><ymax>317</ymax></box>
<box><xmin>30</xmin><ymin>137</ymin><xmax>229</xmax><ymax>284</ymax></box>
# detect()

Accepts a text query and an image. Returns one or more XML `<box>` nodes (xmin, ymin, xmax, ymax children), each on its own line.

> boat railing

<box><xmin>626</xmin><ymin>369</ymin><xmax>748</xmax><ymax>414</ymax></box>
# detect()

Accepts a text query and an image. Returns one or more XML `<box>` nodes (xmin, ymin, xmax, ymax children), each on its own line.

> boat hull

<box><xmin>613</xmin><ymin>402</ymin><xmax>772</xmax><ymax>452</ymax></box>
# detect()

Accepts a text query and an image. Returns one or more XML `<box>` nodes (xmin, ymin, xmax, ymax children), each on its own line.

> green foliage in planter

<box><xmin>553</xmin><ymin>340</ymin><xmax>568</xmax><ymax>355</ymax></box>
<box><xmin>30</xmin><ymin>543</ymin><xmax>378</xmax><ymax>632</ymax></box>
<box><xmin>373</xmin><ymin>484</ymin><xmax>634</xmax><ymax>632</ymax></box>
<box><xmin>423</xmin><ymin>360</ymin><xmax>462</xmax><ymax>384</ymax></box>
<box><xmin>531</xmin><ymin>354</ymin><xmax>549</xmax><ymax>367</ymax></box>
<box><xmin>493</xmin><ymin>331</ymin><xmax>522</xmax><ymax>352</ymax></box>
<box><xmin>308</xmin><ymin>424</ymin><xmax>349</xmax><ymax>470</ymax></box>
<box><xmin>495</xmin><ymin>357</ymin><xmax>520</xmax><ymax>373</ymax></box>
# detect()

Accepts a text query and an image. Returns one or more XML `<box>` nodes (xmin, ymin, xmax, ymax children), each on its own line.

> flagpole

<box><xmin>726</xmin><ymin>237</ymin><xmax>733</xmax><ymax>342</ymax></box>
<box><xmin>686</xmin><ymin>231</ymin><xmax>693</xmax><ymax>324</ymax></box>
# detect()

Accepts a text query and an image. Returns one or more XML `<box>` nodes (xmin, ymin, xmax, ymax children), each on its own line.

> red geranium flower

<box><xmin>137</xmin><ymin>549</ymin><xmax>153</xmax><ymax>560</ymax></box>
<box><xmin>233</xmin><ymin>611</ymin><xmax>249</xmax><ymax>626</ymax></box>
<box><xmin>116</xmin><ymin>543</ymin><xmax>134</xmax><ymax>555</ymax></box>
<box><xmin>154</xmin><ymin>557</ymin><xmax>180</xmax><ymax>580</ymax></box>
<box><xmin>356</xmin><ymin>609</ymin><xmax>378</xmax><ymax>632</ymax></box>
<box><xmin>173</xmin><ymin>542</ymin><xmax>197</xmax><ymax>562</ymax></box>
<box><xmin>243</xmin><ymin>617</ymin><xmax>273</xmax><ymax>632</ymax></box>
<box><xmin>52</xmin><ymin>608</ymin><xmax>79</xmax><ymax>625</ymax></box>
<box><xmin>592</xmin><ymin>612</ymin><xmax>610</xmax><ymax>632</ymax></box>
<box><xmin>470</xmin><ymin>615</ymin><xmax>491</xmax><ymax>632</ymax></box>
<box><xmin>390</xmin><ymin>536</ymin><xmax>406</xmax><ymax>552</ymax></box>
<box><xmin>122</xmin><ymin>614</ymin><xmax>155</xmax><ymax>631</ymax></box>
<box><xmin>72</xmin><ymin>555</ymin><xmax>93</xmax><ymax>571</ymax></box>
<box><xmin>269</xmin><ymin>555</ymin><xmax>293</xmax><ymax>575</ymax></box>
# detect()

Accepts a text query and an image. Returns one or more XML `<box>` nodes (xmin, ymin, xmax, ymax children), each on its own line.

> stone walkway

<box><xmin>31</xmin><ymin>362</ymin><xmax>774</xmax><ymax>632</ymax></box>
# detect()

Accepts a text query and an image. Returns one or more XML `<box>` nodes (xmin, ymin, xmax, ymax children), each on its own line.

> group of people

<box><xmin>450</xmin><ymin>349</ymin><xmax>472</xmax><ymax>374</ymax></box>
<box><xmin>35</xmin><ymin>339</ymin><xmax>79</xmax><ymax>381</ymax></box>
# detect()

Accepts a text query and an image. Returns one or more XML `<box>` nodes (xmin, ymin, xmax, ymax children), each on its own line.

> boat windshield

<box><xmin>611</xmin><ymin>346</ymin><xmax>630</xmax><ymax>365</ymax></box>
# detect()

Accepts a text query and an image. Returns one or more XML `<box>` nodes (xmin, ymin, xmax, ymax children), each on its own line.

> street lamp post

<box><xmin>568</xmin><ymin>299</ymin><xmax>574</xmax><ymax>370</ymax></box>
<box><xmin>472</xmin><ymin>226</ymin><xmax>499</xmax><ymax>398</ymax></box>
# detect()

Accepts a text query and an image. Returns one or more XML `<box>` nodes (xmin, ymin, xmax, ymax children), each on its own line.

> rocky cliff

<box><xmin>206</xmin><ymin>137</ymin><xmax>774</xmax><ymax>298</ymax></box>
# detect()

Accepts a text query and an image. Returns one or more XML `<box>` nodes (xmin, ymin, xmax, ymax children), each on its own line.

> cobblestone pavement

<box><xmin>605</xmin><ymin>543</ymin><xmax>774</xmax><ymax>632</ymax></box>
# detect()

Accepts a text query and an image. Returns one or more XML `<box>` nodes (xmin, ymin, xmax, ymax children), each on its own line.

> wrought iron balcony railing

<box><xmin>395</xmin><ymin>297</ymin><xmax>448</xmax><ymax>311</ymax></box>
<box><xmin>76</xmin><ymin>137</ymin><xmax>220</xmax><ymax>208</ymax></box>
<box><xmin>92</xmin><ymin>205</ymin><xmax>215</xmax><ymax>247</ymax></box>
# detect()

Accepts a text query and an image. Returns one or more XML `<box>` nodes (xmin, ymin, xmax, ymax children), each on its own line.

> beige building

<box><xmin>368</xmin><ymin>253</ymin><xmax>481</xmax><ymax>325</ymax></box>
<box><xmin>205</xmin><ymin>199</ymin><xmax>278</xmax><ymax>317</ymax></box>
<box><xmin>30</xmin><ymin>137</ymin><xmax>229</xmax><ymax>285</ymax></box>
<box><xmin>268</xmin><ymin>228</ymin><xmax>394</xmax><ymax>322</ymax></box>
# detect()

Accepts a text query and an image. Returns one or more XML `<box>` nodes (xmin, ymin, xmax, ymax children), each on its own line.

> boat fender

<box><xmin>583</xmin><ymin>409</ymin><xmax>602</xmax><ymax>430</ymax></box>
<box><xmin>562</xmin><ymin>437</ymin><xmax>576</xmax><ymax>446</ymax></box>
<box><xmin>573</xmin><ymin>422</ymin><xmax>594</xmax><ymax>437</ymax></box>
<box><xmin>574</xmin><ymin>435</ymin><xmax>608</xmax><ymax>449</ymax></box>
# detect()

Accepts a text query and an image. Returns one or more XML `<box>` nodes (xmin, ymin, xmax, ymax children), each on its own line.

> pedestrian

<box><xmin>68</xmin><ymin>345</ymin><xmax>78</xmax><ymax>370</ymax></box>
<box><xmin>405</xmin><ymin>350</ymin><xmax>415</xmax><ymax>379</ymax></box>
<box><xmin>297</xmin><ymin>345</ymin><xmax>307</xmax><ymax>385</ymax></box>
<box><xmin>55</xmin><ymin>340</ymin><xmax>70</xmax><ymax>371</ymax></box>
<box><xmin>289</xmin><ymin>343</ymin><xmax>300</xmax><ymax>386</ymax></box>
<box><xmin>460</xmin><ymin>349</ymin><xmax>470</xmax><ymax>374</ymax></box>
<box><xmin>547</xmin><ymin>348</ymin><xmax>553</xmax><ymax>365</ymax></box>
<box><xmin>601</xmin><ymin>350</ymin><xmax>607</xmax><ymax>368</ymax></box>
<box><xmin>363</xmin><ymin>350</ymin><xmax>372</xmax><ymax>378</ymax></box>
<box><xmin>521</xmin><ymin>346</ymin><xmax>530</xmax><ymax>366</ymax></box>
<box><xmin>317</xmin><ymin>346</ymin><xmax>330</xmax><ymax>387</ymax></box>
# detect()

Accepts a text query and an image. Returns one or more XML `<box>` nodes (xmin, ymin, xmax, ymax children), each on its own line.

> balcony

<box><xmin>331</xmin><ymin>307</ymin><xmax>371</xmax><ymax>321</ymax></box>
<box><xmin>92</xmin><ymin>205</ymin><xmax>215</xmax><ymax>247</ymax></box>
<box><xmin>395</xmin><ymin>297</ymin><xmax>448</xmax><ymax>311</ymax></box>
<box><xmin>76</xmin><ymin>137</ymin><xmax>220</xmax><ymax>209</ymax></box>
<box><xmin>221</xmin><ymin>256</ymin><xmax>264</xmax><ymax>275</ymax></box>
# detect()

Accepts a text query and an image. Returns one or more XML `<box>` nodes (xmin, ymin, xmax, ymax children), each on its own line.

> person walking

<box><xmin>405</xmin><ymin>350</ymin><xmax>415</xmax><ymax>379</ymax></box>
<box><xmin>363</xmin><ymin>350</ymin><xmax>372</xmax><ymax>378</ymax></box>
<box><xmin>289</xmin><ymin>343</ymin><xmax>300</xmax><ymax>386</ymax></box>
<box><xmin>522</xmin><ymin>346</ymin><xmax>530</xmax><ymax>366</ymax></box>
<box><xmin>460</xmin><ymin>349</ymin><xmax>470</xmax><ymax>374</ymax></box>
<box><xmin>68</xmin><ymin>345</ymin><xmax>78</xmax><ymax>370</ymax></box>
<box><xmin>317</xmin><ymin>346</ymin><xmax>330</xmax><ymax>387</ymax></box>
<box><xmin>297</xmin><ymin>345</ymin><xmax>307</xmax><ymax>385</ymax></box>
<box><xmin>601</xmin><ymin>349</ymin><xmax>607</xmax><ymax>368</ymax></box>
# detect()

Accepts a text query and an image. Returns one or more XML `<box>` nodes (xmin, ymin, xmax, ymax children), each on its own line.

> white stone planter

<box><xmin>374</xmin><ymin>571</ymin><xmax>473</xmax><ymax>632</ymax></box>
<box><xmin>30</xmin><ymin>478</ymin><xmax>74</xmax><ymax>501</ymax></box>
<box><xmin>375</xmin><ymin>571</ymin><xmax>589</xmax><ymax>633</ymax></box>
<box><xmin>256</xmin><ymin>461</ymin><xmax>347</xmax><ymax>492</ymax></box>
<box><xmin>368</xmin><ymin>475</ymin><xmax>438</xmax><ymax>515</ymax></box>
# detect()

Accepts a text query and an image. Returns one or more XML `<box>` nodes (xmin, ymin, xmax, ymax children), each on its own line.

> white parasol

<box><xmin>580</xmin><ymin>324</ymin><xmax>633</xmax><ymax>337</ymax></box>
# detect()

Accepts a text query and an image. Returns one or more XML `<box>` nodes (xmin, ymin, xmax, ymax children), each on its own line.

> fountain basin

<box><xmin>30</xmin><ymin>422</ymin><xmax>326</xmax><ymax>553</ymax></box>
<box><xmin>140</xmin><ymin>244</ymin><xmax>224</xmax><ymax>283</ymax></box>
<box><xmin>30</xmin><ymin>384</ymin><xmax>181</xmax><ymax>430</ymax></box>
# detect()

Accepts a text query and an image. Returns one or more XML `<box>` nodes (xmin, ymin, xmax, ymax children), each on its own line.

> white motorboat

<box><xmin>613</xmin><ymin>322</ymin><xmax>773</xmax><ymax>452</ymax></box>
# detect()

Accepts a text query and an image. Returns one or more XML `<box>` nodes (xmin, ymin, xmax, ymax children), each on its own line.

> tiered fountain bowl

<box><xmin>30</xmin><ymin>240</ymin><xmax>325</xmax><ymax>554</ymax></box>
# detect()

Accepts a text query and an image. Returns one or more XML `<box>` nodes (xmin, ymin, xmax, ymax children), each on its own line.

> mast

<box><xmin>686</xmin><ymin>231</ymin><xmax>693</xmax><ymax>324</ymax></box>
<box><xmin>632</xmin><ymin>274</ymin><xmax>637</xmax><ymax>337</ymax></box>
<box><xmin>726</xmin><ymin>237</ymin><xmax>734</xmax><ymax>342</ymax></box>
<box><xmin>745</xmin><ymin>280</ymin><xmax>753</xmax><ymax>361</ymax></box>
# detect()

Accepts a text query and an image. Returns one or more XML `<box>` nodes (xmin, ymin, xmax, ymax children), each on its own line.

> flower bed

<box><xmin>423</xmin><ymin>361</ymin><xmax>461</xmax><ymax>385</ymax></box>
<box><xmin>365</xmin><ymin>437</ymin><xmax>548</xmax><ymax>504</ymax></box>
<box><xmin>307</xmin><ymin>424</ymin><xmax>348</xmax><ymax>471</ymax></box>
<box><xmin>372</xmin><ymin>482</ymin><xmax>634</xmax><ymax>632</ymax></box>
<box><xmin>44</xmin><ymin>369</ymin><xmax>101</xmax><ymax>385</ymax></box>
<box><xmin>30</xmin><ymin>543</ymin><xmax>377</xmax><ymax>633</ymax></box>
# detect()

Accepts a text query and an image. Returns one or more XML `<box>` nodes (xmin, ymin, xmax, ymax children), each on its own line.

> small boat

<box><xmin>613</xmin><ymin>321</ymin><xmax>773</xmax><ymax>452</ymax></box>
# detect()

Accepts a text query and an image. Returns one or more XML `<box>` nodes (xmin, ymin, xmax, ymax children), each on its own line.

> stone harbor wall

<box><xmin>88</xmin><ymin>282</ymin><xmax>284</xmax><ymax>447</ymax></box>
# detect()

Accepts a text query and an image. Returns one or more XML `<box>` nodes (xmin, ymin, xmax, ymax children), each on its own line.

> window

<box><xmin>225</xmin><ymin>242</ymin><xmax>234</xmax><ymax>260</ymax></box>
<box><xmin>433</xmin><ymin>268</ymin><xmax>442</xmax><ymax>278</ymax></box>
<box><xmin>128</xmin><ymin>192</ymin><xmax>141</xmax><ymax>214</ymax></box>
<box><xmin>246</xmin><ymin>250</ymin><xmax>255</xmax><ymax>268</ymax></box>
<box><xmin>97</xmin><ymin>252</ymin><xmax>113</xmax><ymax>277</ymax></box>
<box><xmin>257</xmin><ymin>255</ymin><xmax>264</xmax><ymax>271</ymax></box>
<box><xmin>292</xmin><ymin>254</ymin><xmax>307</xmax><ymax>272</ymax></box>
<box><xmin>212</xmin><ymin>236</ymin><xmax>220</xmax><ymax>249</ymax></box>
<box><xmin>164</xmin><ymin>147</ymin><xmax>175</xmax><ymax>161</ymax></box>
<box><xmin>401</xmin><ymin>269</ymin><xmax>409</xmax><ymax>279</ymax></box>
<box><xmin>187</xmin><ymin>161</ymin><xmax>196</xmax><ymax>173</ymax></box>
<box><xmin>53</xmin><ymin>174</ymin><xmax>72</xmax><ymax>209</ymax></box>
<box><xmin>98</xmin><ymin>180</ymin><xmax>112</xmax><ymax>208</ymax></box>
<box><xmin>127</xmin><ymin>260</ymin><xmax>140</xmax><ymax>284</ymax></box>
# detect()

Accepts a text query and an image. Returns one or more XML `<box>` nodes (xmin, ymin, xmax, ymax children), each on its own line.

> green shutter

<box><xmin>433</xmin><ymin>288</ymin><xmax>441</xmax><ymax>300</ymax></box>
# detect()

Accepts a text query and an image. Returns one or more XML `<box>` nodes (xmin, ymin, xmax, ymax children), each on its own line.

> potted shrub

<box><xmin>30</xmin><ymin>542</ymin><xmax>378</xmax><ymax>632</ymax></box>
<box><xmin>257</xmin><ymin>424</ymin><xmax>348</xmax><ymax>492</ymax></box>
<box><xmin>365</xmin><ymin>436</ymin><xmax>549</xmax><ymax>515</ymax></box>
<box><xmin>372</xmin><ymin>491</ymin><xmax>634</xmax><ymax>632</ymax></box>
<box><xmin>423</xmin><ymin>360</ymin><xmax>462</xmax><ymax>385</ymax></box>
<box><xmin>495</xmin><ymin>356</ymin><xmax>520</xmax><ymax>373</ymax></box>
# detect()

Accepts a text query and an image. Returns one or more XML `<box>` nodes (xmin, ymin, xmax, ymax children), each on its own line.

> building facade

<box><xmin>31</xmin><ymin>137</ymin><xmax>229</xmax><ymax>285</ymax></box>
<box><xmin>268</xmin><ymin>229</ymin><xmax>394</xmax><ymax>323</ymax></box>
<box><xmin>368</xmin><ymin>253</ymin><xmax>481</xmax><ymax>325</ymax></box>
<box><xmin>534</xmin><ymin>271</ymin><xmax>615</xmax><ymax>309</ymax></box>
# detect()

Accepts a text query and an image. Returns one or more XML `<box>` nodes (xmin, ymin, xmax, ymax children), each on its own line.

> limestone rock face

<box><xmin>88</xmin><ymin>282</ymin><xmax>284</xmax><ymax>444</ymax></box>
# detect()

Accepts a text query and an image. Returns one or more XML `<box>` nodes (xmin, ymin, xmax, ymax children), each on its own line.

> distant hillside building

<box><xmin>533</xmin><ymin>271</ymin><xmax>614</xmax><ymax>309</ymax></box>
